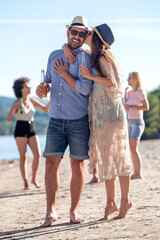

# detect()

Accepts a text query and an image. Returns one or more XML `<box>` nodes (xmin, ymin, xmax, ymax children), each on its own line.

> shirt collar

<box><xmin>73</xmin><ymin>47</ymin><xmax>83</xmax><ymax>54</ymax></box>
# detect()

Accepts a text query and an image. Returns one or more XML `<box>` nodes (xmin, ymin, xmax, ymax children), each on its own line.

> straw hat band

<box><xmin>71</xmin><ymin>23</ymin><xmax>88</xmax><ymax>29</ymax></box>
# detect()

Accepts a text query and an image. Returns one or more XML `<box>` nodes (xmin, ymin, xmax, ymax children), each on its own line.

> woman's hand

<box><xmin>124</xmin><ymin>103</ymin><xmax>130</xmax><ymax>111</ymax></box>
<box><xmin>62</xmin><ymin>44</ymin><xmax>77</xmax><ymax>63</ymax></box>
<box><xmin>54</xmin><ymin>58</ymin><xmax>69</xmax><ymax>78</ymax></box>
<box><xmin>80</xmin><ymin>65</ymin><xmax>92</xmax><ymax>79</ymax></box>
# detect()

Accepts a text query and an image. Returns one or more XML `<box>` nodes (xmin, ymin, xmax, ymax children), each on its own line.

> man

<box><xmin>36</xmin><ymin>16</ymin><xmax>92</xmax><ymax>227</ymax></box>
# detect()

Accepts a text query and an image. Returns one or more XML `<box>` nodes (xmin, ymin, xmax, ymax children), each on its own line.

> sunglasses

<box><xmin>70</xmin><ymin>29</ymin><xmax>87</xmax><ymax>38</ymax></box>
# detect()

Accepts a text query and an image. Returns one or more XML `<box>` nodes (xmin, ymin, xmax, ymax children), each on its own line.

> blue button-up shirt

<box><xmin>45</xmin><ymin>47</ymin><xmax>93</xmax><ymax>119</ymax></box>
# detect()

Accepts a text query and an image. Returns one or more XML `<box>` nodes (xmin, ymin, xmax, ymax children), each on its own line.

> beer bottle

<box><xmin>40</xmin><ymin>70</ymin><xmax>47</xmax><ymax>98</ymax></box>
<box><xmin>18</xmin><ymin>98</ymin><xmax>23</xmax><ymax>114</ymax></box>
<box><xmin>81</xmin><ymin>51</ymin><xmax>88</xmax><ymax>79</ymax></box>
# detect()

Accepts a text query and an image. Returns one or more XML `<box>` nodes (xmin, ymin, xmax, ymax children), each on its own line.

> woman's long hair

<box><xmin>91</xmin><ymin>31</ymin><xmax>114</xmax><ymax>76</ymax></box>
<box><xmin>130</xmin><ymin>72</ymin><xmax>142</xmax><ymax>91</ymax></box>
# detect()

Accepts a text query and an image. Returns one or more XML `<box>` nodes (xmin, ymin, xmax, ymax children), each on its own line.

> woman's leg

<box><xmin>114</xmin><ymin>175</ymin><xmax>132</xmax><ymax>219</ymax></box>
<box><xmin>129</xmin><ymin>138</ymin><xmax>143</xmax><ymax>179</ymax></box>
<box><xmin>89</xmin><ymin>165</ymin><xmax>99</xmax><ymax>184</ymax></box>
<box><xmin>15</xmin><ymin>137</ymin><xmax>29</xmax><ymax>190</ymax></box>
<box><xmin>99</xmin><ymin>178</ymin><xmax>118</xmax><ymax>221</ymax></box>
<box><xmin>28</xmin><ymin>135</ymin><xmax>41</xmax><ymax>188</ymax></box>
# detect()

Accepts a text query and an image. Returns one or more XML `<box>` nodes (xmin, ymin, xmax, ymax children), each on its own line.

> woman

<box><xmin>124</xmin><ymin>72</ymin><xmax>149</xmax><ymax>179</ymax></box>
<box><xmin>55</xmin><ymin>24</ymin><xmax>132</xmax><ymax>220</ymax></box>
<box><xmin>7</xmin><ymin>77</ymin><xmax>50</xmax><ymax>190</ymax></box>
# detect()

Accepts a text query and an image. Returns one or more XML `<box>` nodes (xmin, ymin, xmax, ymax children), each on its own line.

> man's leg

<box><xmin>41</xmin><ymin>156</ymin><xmax>61</xmax><ymax>227</ymax></box>
<box><xmin>70</xmin><ymin>158</ymin><xmax>85</xmax><ymax>223</ymax></box>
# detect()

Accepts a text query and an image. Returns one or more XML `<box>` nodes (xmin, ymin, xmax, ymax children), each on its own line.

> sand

<box><xmin>0</xmin><ymin>139</ymin><xmax>160</xmax><ymax>240</ymax></box>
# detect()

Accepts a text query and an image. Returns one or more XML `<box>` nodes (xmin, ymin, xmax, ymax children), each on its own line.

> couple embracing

<box><xmin>36</xmin><ymin>16</ymin><xmax>132</xmax><ymax>227</ymax></box>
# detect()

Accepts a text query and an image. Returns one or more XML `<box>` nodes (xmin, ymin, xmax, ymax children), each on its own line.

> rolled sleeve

<box><xmin>44</xmin><ymin>53</ymin><xmax>53</xmax><ymax>83</ymax></box>
<box><xmin>75</xmin><ymin>51</ymin><xmax>93</xmax><ymax>95</ymax></box>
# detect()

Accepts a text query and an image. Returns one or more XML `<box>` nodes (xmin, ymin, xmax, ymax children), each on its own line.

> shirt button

<box><xmin>58</xmin><ymin>103</ymin><xmax>60</xmax><ymax>106</ymax></box>
<box><xmin>59</xmin><ymin>93</ymin><xmax>61</xmax><ymax>95</ymax></box>
<box><xmin>60</xmin><ymin>83</ymin><xmax>62</xmax><ymax>86</ymax></box>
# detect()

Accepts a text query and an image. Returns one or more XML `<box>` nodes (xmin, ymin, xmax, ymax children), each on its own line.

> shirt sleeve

<box><xmin>75</xmin><ymin>51</ymin><xmax>93</xmax><ymax>96</ymax></box>
<box><xmin>137</xmin><ymin>89</ymin><xmax>146</xmax><ymax>101</ymax></box>
<box><xmin>44</xmin><ymin>53</ymin><xmax>53</xmax><ymax>83</ymax></box>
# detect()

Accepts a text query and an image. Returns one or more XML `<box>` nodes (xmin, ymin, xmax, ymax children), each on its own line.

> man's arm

<box><xmin>54</xmin><ymin>58</ymin><xmax>76</xmax><ymax>90</ymax></box>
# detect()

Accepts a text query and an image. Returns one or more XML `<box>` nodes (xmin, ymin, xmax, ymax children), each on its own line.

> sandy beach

<box><xmin>0</xmin><ymin>139</ymin><xmax>160</xmax><ymax>240</ymax></box>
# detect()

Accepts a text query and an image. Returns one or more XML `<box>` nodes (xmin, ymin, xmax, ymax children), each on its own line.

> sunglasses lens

<box><xmin>70</xmin><ymin>29</ymin><xmax>86</xmax><ymax>38</ymax></box>
<box><xmin>79</xmin><ymin>32</ymin><xmax>86</xmax><ymax>38</ymax></box>
<box><xmin>71</xmin><ymin>30</ymin><xmax>77</xmax><ymax>36</ymax></box>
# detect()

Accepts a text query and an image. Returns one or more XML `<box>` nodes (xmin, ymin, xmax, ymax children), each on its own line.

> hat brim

<box><xmin>91</xmin><ymin>26</ymin><xmax>110</xmax><ymax>49</ymax></box>
<box><xmin>66</xmin><ymin>25</ymin><xmax>90</xmax><ymax>32</ymax></box>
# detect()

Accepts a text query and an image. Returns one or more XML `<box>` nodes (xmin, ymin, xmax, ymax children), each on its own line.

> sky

<box><xmin>0</xmin><ymin>0</ymin><xmax>160</xmax><ymax>98</ymax></box>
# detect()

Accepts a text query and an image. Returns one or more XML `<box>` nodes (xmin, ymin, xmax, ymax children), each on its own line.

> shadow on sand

<box><xmin>0</xmin><ymin>219</ymin><xmax>113</xmax><ymax>239</ymax></box>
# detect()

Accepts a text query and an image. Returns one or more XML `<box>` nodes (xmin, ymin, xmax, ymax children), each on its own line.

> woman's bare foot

<box><xmin>40</xmin><ymin>212</ymin><xmax>58</xmax><ymax>228</ymax></box>
<box><xmin>98</xmin><ymin>203</ymin><xmax>118</xmax><ymax>221</ymax></box>
<box><xmin>114</xmin><ymin>201</ymin><xmax>132</xmax><ymax>219</ymax></box>
<box><xmin>131</xmin><ymin>174</ymin><xmax>143</xmax><ymax>180</ymax></box>
<box><xmin>24</xmin><ymin>186</ymin><xmax>30</xmax><ymax>190</ymax></box>
<box><xmin>24</xmin><ymin>181</ymin><xmax>30</xmax><ymax>190</ymax></box>
<box><xmin>89</xmin><ymin>175</ymin><xmax>99</xmax><ymax>184</ymax></box>
<box><xmin>70</xmin><ymin>211</ymin><xmax>84</xmax><ymax>224</ymax></box>
<box><xmin>31</xmin><ymin>180</ymin><xmax>41</xmax><ymax>188</ymax></box>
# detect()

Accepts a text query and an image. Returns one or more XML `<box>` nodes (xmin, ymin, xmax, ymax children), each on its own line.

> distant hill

<box><xmin>0</xmin><ymin>96</ymin><xmax>49</xmax><ymax>135</ymax></box>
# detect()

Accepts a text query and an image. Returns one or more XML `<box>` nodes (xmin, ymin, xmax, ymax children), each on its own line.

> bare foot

<box><xmin>31</xmin><ymin>180</ymin><xmax>41</xmax><ymax>188</ymax></box>
<box><xmin>24</xmin><ymin>181</ymin><xmax>30</xmax><ymax>190</ymax></box>
<box><xmin>89</xmin><ymin>176</ymin><xmax>99</xmax><ymax>184</ymax></box>
<box><xmin>70</xmin><ymin>211</ymin><xmax>84</xmax><ymax>224</ymax></box>
<box><xmin>99</xmin><ymin>203</ymin><xmax>118</xmax><ymax>221</ymax></box>
<box><xmin>131</xmin><ymin>174</ymin><xmax>143</xmax><ymax>180</ymax></box>
<box><xmin>114</xmin><ymin>201</ymin><xmax>132</xmax><ymax>219</ymax></box>
<box><xmin>40</xmin><ymin>212</ymin><xmax>58</xmax><ymax>228</ymax></box>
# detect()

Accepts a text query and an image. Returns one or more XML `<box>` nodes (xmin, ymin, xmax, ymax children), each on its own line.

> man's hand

<box><xmin>54</xmin><ymin>58</ymin><xmax>69</xmax><ymax>78</ymax></box>
<box><xmin>36</xmin><ymin>85</ymin><xmax>43</xmax><ymax>99</ymax></box>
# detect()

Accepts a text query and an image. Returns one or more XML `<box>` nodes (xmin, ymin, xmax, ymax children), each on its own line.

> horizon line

<box><xmin>0</xmin><ymin>18</ymin><xmax>160</xmax><ymax>24</ymax></box>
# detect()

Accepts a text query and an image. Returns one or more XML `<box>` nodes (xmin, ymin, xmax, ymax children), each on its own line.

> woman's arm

<box><xmin>127</xmin><ymin>98</ymin><xmax>149</xmax><ymax>111</ymax></box>
<box><xmin>30</xmin><ymin>98</ymin><xmax>50</xmax><ymax>112</ymax></box>
<box><xmin>62</xmin><ymin>44</ymin><xmax>77</xmax><ymax>63</ymax></box>
<box><xmin>7</xmin><ymin>100</ymin><xmax>19</xmax><ymax>121</ymax></box>
<box><xmin>80</xmin><ymin>65</ymin><xmax>113</xmax><ymax>87</ymax></box>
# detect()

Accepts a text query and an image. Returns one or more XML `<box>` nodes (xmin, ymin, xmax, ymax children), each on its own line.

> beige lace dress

<box><xmin>88</xmin><ymin>51</ymin><xmax>131</xmax><ymax>181</ymax></box>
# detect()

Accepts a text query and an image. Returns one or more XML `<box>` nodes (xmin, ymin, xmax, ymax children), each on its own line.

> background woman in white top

<box><xmin>124</xmin><ymin>72</ymin><xmax>149</xmax><ymax>179</ymax></box>
<box><xmin>7</xmin><ymin>77</ymin><xmax>50</xmax><ymax>190</ymax></box>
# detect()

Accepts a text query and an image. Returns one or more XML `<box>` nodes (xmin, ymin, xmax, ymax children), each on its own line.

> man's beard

<box><xmin>68</xmin><ymin>38</ymin><xmax>82</xmax><ymax>49</ymax></box>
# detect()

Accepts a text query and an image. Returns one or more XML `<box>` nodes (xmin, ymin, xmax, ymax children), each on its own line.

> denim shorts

<box><xmin>128</xmin><ymin>118</ymin><xmax>145</xmax><ymax>140</ymax></box>
<box><xmin>44</xmin><ymin>115</ymin><xmax>90</xmax><ymax>160</ymax></box>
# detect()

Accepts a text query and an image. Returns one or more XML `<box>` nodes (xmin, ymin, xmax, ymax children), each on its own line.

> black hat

<box><xmin>91</xmin><ymin>24</ymin><xmax>114</xmax><ymax>49</ymax></box>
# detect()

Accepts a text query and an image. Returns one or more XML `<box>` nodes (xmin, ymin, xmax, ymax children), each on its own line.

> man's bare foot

<box><xmin>31</xmin><ymin>180</ymin><xmax>41</xmax><ymax>188</ymax></box>
<box><xmin>98</xmin><ymin>203</ymin><xmax>118</xmax><ymax>221</ymax></box>
<box><xmin>70</xmin><ymin>211</ymin><xmax>84</xmax><ymax>224</ymax></box>
<box><xmin>113</xmin><ymin>201</ymin><xmax>132</xmax><ymax>219</ymax></box>
<box><xmin>131</xmin><ymin>174</ymin><xmax>143</xmax><ymax>180</ymax></box>
<box><xmin>89</xmin><ymin>175</ymin><xmax>99</xmax><ymax>184</ymax></box>
<box><xmin>40</xmin><ymin>212</ymin><xmax>58</xmax><ymax>228</ymax></box>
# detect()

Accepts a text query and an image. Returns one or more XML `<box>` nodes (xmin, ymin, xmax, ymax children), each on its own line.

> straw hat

<box><xmin>91</xmin><ymin>24</ymin><xmax>114</xmax><ymax>49</ymax></box>
<box><xmin>66</xmin><ymin>16</ymin><xmax>89</xmax><ymax>31</ymax></box>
